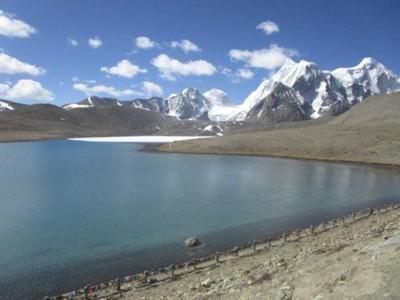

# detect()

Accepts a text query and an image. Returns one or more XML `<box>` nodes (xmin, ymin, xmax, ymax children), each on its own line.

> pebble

<box><xmin>201</xmin><ymin>278</ymin><xmax>214</xmax><ymax>288</ymax></box>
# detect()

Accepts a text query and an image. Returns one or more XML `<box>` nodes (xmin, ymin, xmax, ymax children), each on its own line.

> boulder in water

<box><xmin>184</xmin><ymin>236</ymin><xmax>201</xmax><ymax>248</ymax></box>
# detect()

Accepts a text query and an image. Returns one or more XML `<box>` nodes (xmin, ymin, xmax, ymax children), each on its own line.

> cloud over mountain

<box><xmin>101</xmin><ymin>59</ymin><xmax>147</xmax><ymax>78</ymax></box>
<box><xmin>151</xmin><ymin>54</ymin><xmax>216</xmax><ymax>81</ymax></box>
<box><xmin>229</xmin><ymin>44</ymin><xmax>297</xmax><ymax>70</ymax></box>
<box><xmin>142</xmin><ymin>81</ymin><xmax>163</xmax><ymax>96</ymax></box>
<box><xmin>73</xmin><ymin>83</ymin><xmax>136</xmax><ymax>97</ymax></box>
<box><xmin>0</xmin><ymin>79</ymin><xmax>54</xmax><ymax>101</ymax></box>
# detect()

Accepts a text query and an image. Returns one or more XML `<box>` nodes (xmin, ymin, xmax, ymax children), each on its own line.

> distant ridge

<box><xmin>1</xmin><ymin>57</ymin><xmax>400</xmax><ymax>142</ymax></box>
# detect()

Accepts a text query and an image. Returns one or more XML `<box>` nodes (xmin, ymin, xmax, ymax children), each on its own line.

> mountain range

<box><xmin>236</xmin><ymin>57</ymin><xmax>400</xmax><ymax>121</ymax></box>
<box><xmin>0</xmin><ymin>57</ymin><xmax>399</xmax><ymax>140</ymax></box>
<box><xmin>61</xmin><ymin>57</ymin><xmax>400</xmax><ymax>123</ymax></box>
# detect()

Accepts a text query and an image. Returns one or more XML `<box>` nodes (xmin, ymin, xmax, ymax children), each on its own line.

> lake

<box><xmin>0</xmin><ymin>140</ymin><xmax>399</xmax><ymax>299</ymax></box>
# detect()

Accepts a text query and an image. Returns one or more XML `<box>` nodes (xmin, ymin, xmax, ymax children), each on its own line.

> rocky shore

<box><xmin>50</xmin><ymin>203</ymin><xmax>400</xmax><ymax>299</ymax></box>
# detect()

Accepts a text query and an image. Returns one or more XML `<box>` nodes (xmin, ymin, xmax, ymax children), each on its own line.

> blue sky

<box><xmin>0</xmin><ymin>0</ymin><xmax>399</xmax><ymax>105</ymax></box>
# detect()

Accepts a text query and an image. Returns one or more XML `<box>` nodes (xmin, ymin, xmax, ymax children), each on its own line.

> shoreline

<box><xmin>2</xmin><ymin>134</ymin><xmax>400</xmax><ymax>172</ymax></box>
<box><xmin>144</xmin><ymin>143</ymin><xmax>400</xmax><ymax>172</ymax></box>
<box><xmin>0</xmin><ymin>136</ymin><xmax>64</xmax><ymax>144</ymax></box>
<box><xmin>50</xmin><ymin>202</ymin><xmax>400</xmax><ymax>299</ymax></box>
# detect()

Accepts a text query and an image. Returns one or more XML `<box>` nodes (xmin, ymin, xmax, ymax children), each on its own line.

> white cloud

<box><xmin>170</xmin><ymin>39</ymin><xmax>201</xmax><ymax>53</ymax></box>
<box><xmin>73</xmin><ymin>81</ymin><xmax>163</xmax><ymax>99</ymax></box>
<box><xmin>237</xmin><ymin>68</ymin><xmax>254</xmax><ymax>80</ymax></box>
<box><xmin>142</xmin><ymin>81</ymin><xmax>163</xmax><ymax>96</ymax></box>
<box><xmin>151</xmin><ymin>54</ymin><xmax>216</xmax><ymax>81</ymax></box>
<box><xmin>73</xmin><ymin>83</ymin><xmax>136</xmax><ymax>97</ymax></box>
<box><xmin>0</xmin><ymin>53</ymin><xmax>46</xmax><ymax>75</ymax></box>
<box><xmin>67</xmin><ymin>38</ymin><xmax>79</xmax><ymax>47</ymax></box>
<box><xmin>229</xmin><ymin>44</ymin><xmax>297</xmax><ymax>70</ymax></box>
<box><xmin>256</xmin><ymin>20</ymin><xmax>279</xmax><ymax>35</ymax></box>
<box><xmin>0</xmin><ymin>10</ymin><xmax>37</xmax><ymax>38</ymax></box>
<box><xmin>135</xmin><ymin>36</ymin><xmax>156</xmax><ymax>49</ymax></box>
<box><xmin>222</xmin><ymin>67</ymin><xmax>254</xmax><ymax>83</ymax></box>
<box><xmin>88</xmin><ymin>37</ymin><xmax>102</xmax><ymax>49</ymax></box>
<box><xmin>100</xmin><ymin>59</ymin><xmax>147</xmax><ymax>78</ymax></box>
<box><xmin>0</xmin><ymin>79</ymin><xmax>54</xmax><ymax>101</ymax></box>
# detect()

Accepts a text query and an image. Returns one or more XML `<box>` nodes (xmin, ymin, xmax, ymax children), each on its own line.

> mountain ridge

<box><xmin>1</xmin><ymin>57</ymin><xmax>399</xmax><ymax>128</ymax></box>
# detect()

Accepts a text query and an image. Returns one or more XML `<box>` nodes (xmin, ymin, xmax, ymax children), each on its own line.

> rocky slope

<box><xmin>246</xmin><ymin>83</ymin><xmax>307</xmax><ymax>123</ymax></box>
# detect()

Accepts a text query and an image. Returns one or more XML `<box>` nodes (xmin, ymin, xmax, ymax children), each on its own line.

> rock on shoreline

<box><xmin>184</xmin><ymin>236</ymin><xmax>202</xmax><ymax>248</ymax></box>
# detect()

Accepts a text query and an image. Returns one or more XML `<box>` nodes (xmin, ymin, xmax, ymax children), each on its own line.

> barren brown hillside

<box><xmin>157</xmin><ymin>93</ymin><xmax>400</xmax><ymax>166</ymax></box>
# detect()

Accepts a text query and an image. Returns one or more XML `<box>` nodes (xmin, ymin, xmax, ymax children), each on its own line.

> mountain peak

<box><xmin>167</xmin><ymin>93</ymin><xmax>177</xmax><ymax>99</ymax></box>
<box><xmin>358</xmin><ymin>57</ymin><xmax>378</xmax><ymax>67</ymax></box>
<box><xmin>282</xmin><ymin>59</ymin><xmax>317</xmax><ymax>68</ymax></box>
<box><xmin>166</xmin><ymin>87</ymin><xmax>210</xmax><ymax>120</ymax></box>
<box><xmin>181</xmin><ymin>87</ymin><xmax>198</xmax><ymax>95</ymax></box>
<box><xmin>271</xmin><ymin>58</ymin><xmax>321</xmax><ymax>89</ymax></box>
<box><xmin>298</xmin><ymin>59</ymin><xmax>317</xmax><ymax>67</ymax></box>
<box><xmin>282</xmin><ymin>58</ymin><xmax>296</xmax><ymax>67</ymax></box>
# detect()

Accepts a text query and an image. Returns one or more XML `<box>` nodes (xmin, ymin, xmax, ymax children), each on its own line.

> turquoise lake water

<box><xmin>0</xmin><ymin>140</ymin><xmax>399</xmax><ymax>299</ymax></box>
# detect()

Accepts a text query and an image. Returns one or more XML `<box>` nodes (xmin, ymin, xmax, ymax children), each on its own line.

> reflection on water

<box><xmin>0</xmin><ymin>140</ymin><xmax>399</xmax><ymax>299</ymax></box>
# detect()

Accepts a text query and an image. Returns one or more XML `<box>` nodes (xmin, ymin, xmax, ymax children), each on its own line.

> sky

<box><xmin>0</xmin><ymin>0</ymin><xmax>399</xmax><ymax>105</ymax></box>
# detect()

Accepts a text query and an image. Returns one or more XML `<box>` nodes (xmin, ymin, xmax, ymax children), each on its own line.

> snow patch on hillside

<box><xmin>0</xmin><ymin>101</ymin><xmax>14</xmax><ymax>111</ymax></box>
<box><xmin>68</xmin><ymin>136</ymin><xmax>214</xmax><ymax>143</ymax></box>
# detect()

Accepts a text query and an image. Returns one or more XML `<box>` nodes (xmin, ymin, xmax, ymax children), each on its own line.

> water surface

<box><xmin>0</xmin><ymin>140</ymin><xmax>399</xmax><ymax>299</ymax></box>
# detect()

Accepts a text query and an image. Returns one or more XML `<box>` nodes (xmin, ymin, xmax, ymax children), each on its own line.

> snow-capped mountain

<box><xmin>165</xmin><ymin>87</ymin><xmax>210</xmax><ymax>120</ymax></box>
<box><xmin>203</xmin><ymin>89</ymin><xmax>243</xmax><ymax>121</ymax></box>
<box><xmin>61</xmin><ymin>89</ymin><xmax>237</xmax><ymax>122</ymax></box>
<box><xmin>131</xmin><ymin>97</ymin><xmax>166</xmax><ymax>114</ymax></box>
<box><xmin>239</xmin><ymin>59</ymin><xmax>348</xmax><ymax>120</ymax></box>
<box><xmin>239</xmin><ymin>57</ymin><xmax>400</xmax><ymax>121</ymax></box>
<box><xmin>62</xmin><ymin>96</ymin><xmax>167</xmax><ymax>114</ymax></box>
<box><xmin>241</xmin><ymin>59</ymin><xmax>323</xmax><ymax>110</ymax></box>
<box><xmin>331</xmin><ymin>57</ymin><xmax>400</xmax><ymax>104</ymax></box>
<box><xmin>159</xmin><ymin>87</ymin><xmax>239</xmax><ymax>121</ymax></box>
<box><xmin>63</xmin><ymin>96</ymin><xmax>115</xmax><ymax>110</ymax></box>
